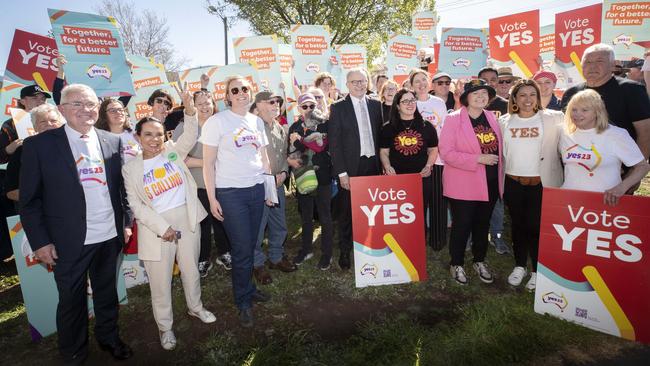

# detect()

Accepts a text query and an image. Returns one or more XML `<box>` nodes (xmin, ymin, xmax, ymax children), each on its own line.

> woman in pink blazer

<box><xmin>439</xmin><ymin>79</ymin><xmax>504</xmax><ymax>285</ymax></box>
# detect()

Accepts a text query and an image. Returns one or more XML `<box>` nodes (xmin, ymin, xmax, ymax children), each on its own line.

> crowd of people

<box><xmin>0</xmin><ymin>42</ymin><xmax>649</xmax><ymax>363</ymax></box>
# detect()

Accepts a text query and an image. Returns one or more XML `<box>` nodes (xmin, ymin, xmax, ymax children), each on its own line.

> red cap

<box><xmin>532</xmin><ymin>70</ymin><xmax>557</xmax><ymax>84</ymax></box>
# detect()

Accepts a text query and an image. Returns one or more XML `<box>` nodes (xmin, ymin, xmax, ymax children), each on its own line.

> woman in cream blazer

<box><xmin>499</xmin><ymin>79</ymin><xmax>564</xmax><ymax>292</ymax></box>
<box><xmin>122</xmin><ymin>91</ymin><xmax>212</xmax><ymax>351</ymax></box>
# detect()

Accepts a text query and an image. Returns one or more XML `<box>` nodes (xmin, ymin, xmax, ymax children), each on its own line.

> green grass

<box><xmin>1</xmin><ymin>176</ymin><xmax>650</xmax><ymax>365</ymax></box>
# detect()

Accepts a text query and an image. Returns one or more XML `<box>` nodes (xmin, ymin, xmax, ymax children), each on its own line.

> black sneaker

<box><xmin>216</xmin><ymin>253</ymin><xmax>232</xmax><ymax>271</ymax></box>
<box><xmin>252</xmin><ymin>290</ymin><xmax>271</xmax><ymax>303</ymax></box>
<box><xmin>293</xmin><ymin>251</ymin><xmax>313</xmax><ymax>266</ymax></box>
<box><xmin>198</xmin><ymin>261</ymin><xmax>213</xmax><ymax>278</ymax></box>
<box><xmin>317</xmin><ymin>256</ymin><xmax>332</xmax><ymax>270</ymax></box>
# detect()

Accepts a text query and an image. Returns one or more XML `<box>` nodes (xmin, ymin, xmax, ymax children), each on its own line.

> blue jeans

<box><xmin>254</xmin><ymin>185</ymin><xmax>287</xmax><ymax>267</ymax></box>
<box><xmin>489</xmin><ymin>198</ymin><xmax>504</xmax><ymax>235</ymax></box>
<box><xmin>216</xmin><ymin>184</ymin><xmax>265</xmax><ymax>311</ymax></box>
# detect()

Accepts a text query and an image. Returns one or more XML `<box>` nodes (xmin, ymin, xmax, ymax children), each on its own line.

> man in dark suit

<box><xmin>20</xmin><ymin>84</ymin><xmax>133</xmax><ymax>364</ymax></box>
<box><xmin>329</xmin><ymin>68</ymin><xmax>383</xmax><ymax>270</ymax></box>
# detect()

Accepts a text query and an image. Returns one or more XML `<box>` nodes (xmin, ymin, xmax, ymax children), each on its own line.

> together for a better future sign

<box><xmin>535</xmin><ymin>188</ymin><xmax>650</xmax><ymax>344</ymax></box>
<box><xmin>351</xmin><ymin>174</ymin><xmax>427</xmax><ymax>288</ymax></box>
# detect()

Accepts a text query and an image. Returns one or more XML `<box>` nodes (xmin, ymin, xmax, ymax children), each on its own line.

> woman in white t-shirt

<box><xmin>560</xmin><ymin>89</ymin><xmax>649</xmax><ymax>204</ymax></box>
<box><xmin>499</xmin><ymin>79</ymin><xmax>565</xmax><ymax>291</ymax></box>
<box><xmin>200</xmin><ymin>76</ymin><xmax>273</xmax><ymax>328</ymax></box>
<box><xmin>409</xmin><ymin>68</ymin><xmax>449</xmax><ymax>250</ymax></box>
<box><xmin>122</xmin><ymin>91</ymin><xmax>215</xmax><ymax>351</ymax></box>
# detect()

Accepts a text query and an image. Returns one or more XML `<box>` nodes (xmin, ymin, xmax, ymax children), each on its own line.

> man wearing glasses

<box><xmin>329</xmin><ymin>68</ymin><xmax>383</xmax><ymax>270</ymax></box>
<box><xmin>20</xmin><ymin>84</ymin><xmax>133</xmax><ymax>364</ymax></box>
<box><xmin>496</xmin><ymin>66</ymin><xmax>520</xmax><ymax>100</ymax></box>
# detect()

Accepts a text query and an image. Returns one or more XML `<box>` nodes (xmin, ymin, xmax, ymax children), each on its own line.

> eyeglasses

<box><xmin>349</xmin><ymin>80</ymin><xmax>368</xmax><ymax>86</ymax></box>
<box><xmin>436</xmin><ymin>81</ymin><xmax>451</xmax><ymax>86</ymax></box>
<box><xmin>62</xmin><ymin>101</ymin><xmax>99</xmax><ymax>110</ymax></box>
<box><xmin>301</xmin><ymin>104</ymin><xmax>316</xmax><ymax>110</ymax></box>
<box><xmin>154</xmin><ymin>97</ymin><xmax>172</xmax><ymax>108</ymax></box>
<box><xmin>107</xmin><ymin>107</ymin><xmax>127</xmax><ymax>114</ymax></box>
<box><xmin>498</xmin><ymin>79</ymin><xmax>513</xmax><ymax>84</ymax></box>
<box><xmin>400</xmin><ymin>98</ymin><xmax>417</xmax><ymax>105</ymax></box>
<box><xmin>261</xmin><ymin>99</ymin><xmax>279</xmax><ymax>105</ymax></box>
<box><xmin>230</xmin><ymin>86</ymin><xmax>249</xmax><ymax>95</ymax></box>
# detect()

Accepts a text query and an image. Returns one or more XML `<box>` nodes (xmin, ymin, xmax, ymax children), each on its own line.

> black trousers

<box><xmin>197</xmin><ymin>188</ymin><xmax>231</xmax><ymax>262</ymax></box>
<box><xmin>337</xmin><ymin>156</ymin><xmax>380</xmax><ymax>253</ymax></box>
<box><xmin>503</xmin><ymin>177</ymin><xmax>543</xmax><ymax>272</ymax></box>
<box><xmin>52</xmin><ymin>237</ymin><xmax>121</xmax><ymax>361</ymax></box>
<box><xmin>448</xmin><ymin>179</ymin><xmax>498</xmax><ymax>266</ymax></box>
<box><xmin>297</xmin><ymin>184</ymin><xmax>334</xmax><ymax>257</ymax></box>
<box><xmin>429</xmin><ymin>165</ymin><xmax>447</xmax><ymax>250</ymax></box>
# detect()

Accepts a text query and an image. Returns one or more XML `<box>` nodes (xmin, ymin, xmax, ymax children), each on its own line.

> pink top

<box><xmin>438</xmin><ymin>107</ymin><xmax>504</xmax><ymax>201</ymax></box>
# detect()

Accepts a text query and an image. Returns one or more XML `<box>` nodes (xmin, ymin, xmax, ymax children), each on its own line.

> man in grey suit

<box><xmin>329</xmin><ymin>68</ymin><xmax>383</xmax><ymax>270</ymax></box>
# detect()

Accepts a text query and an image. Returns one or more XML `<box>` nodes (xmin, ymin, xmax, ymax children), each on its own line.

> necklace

<box><xmin>402</xmin><ymin>119</ymin><xmax>415</xmax><ymax>130</ymax></box>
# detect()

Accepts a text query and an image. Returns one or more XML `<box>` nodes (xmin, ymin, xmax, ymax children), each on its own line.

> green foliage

<box><xmin>218</xmin><ymin>0</ymin><xmax>426</xmax><ymax>65</ymax></box>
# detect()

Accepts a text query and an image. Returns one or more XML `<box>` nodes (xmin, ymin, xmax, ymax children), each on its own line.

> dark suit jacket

<box><xmin>19</xmin><ymin>126</ymin><xmax>131</xmax><ymax>261</ymax></box>
<box><xmin>329</xmin><ymin>95</ymin><xmax>383</xmax><ymax>177</ymax></box>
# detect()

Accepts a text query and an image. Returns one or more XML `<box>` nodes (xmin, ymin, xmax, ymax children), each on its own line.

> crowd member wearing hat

<box><xmin>379</xmin><ymin>80</ymin><xmax>399</xmax><ymax>124</ymax></box>
<box><xmin>499</xmin><ymin>79</ymin><xmax>564</xmax><ymax>291</ymax></box>
<box><xmin>409</xmin><ymin>68</ymin><xmax>449</xmax><ymax>250</ymax></box>
<box><xmin>250</xmin><ymin>91</ymin><xmax>296</xmax><ymax>283</ymax></box>
<box><xmin>172</xmin><ymin>90</ymin><xmax>232</xmax><ymax>277</ymax></box>
<box><xmin>288</xmin><ymin>92</ymin><xmax>334</xmax><ymax>269</ymax></box>
<box><xmin>0</xmin><ymin>85</ymin><xmax>51</xmax><ymax>164</ymax></box>
<box><xmin>201</xmin><ymin>75</ymin><xmax>273</xmax><ymax>327</ymax></box>
<box><xmin>496</xmin><ymin>66</ymin><xmax>520</xmax><ymax>100</ymax></box>
<box><xmin>476</xmin><ymin>67</ymin><xmax>509</xmax><ymax>254</ymax></box>
<box><xmin>561</xmin><ymin>44</ymin><xmax>650</xmax><ymax>182</ymax></box>
<box><xmin>625</xmin><ymin>58</ymin><xmax>645</xmax><ymax>85</ymax></box>
<box><xmin>380</xmin><ymin>88</ymin><xmax>438</xmax><ymax>229</ymax></box>
<box><xmin>533</xmin><ymin>70</ymin><xmax>562</xmax><ymax>111</ymax></box>
<box><xmin>430</xmin><ymin>72</ymin><xmax>457</xmax><ymax>112</ymax></box>
<box><xmin>5</xmin><ymin>104</ymin><xmax>64</xmax><ymax>202</ymax></box>
<box><xmin>439</xmin><ymin>79</ymin><xmax>504</xmax><ymax>285</ymax></box>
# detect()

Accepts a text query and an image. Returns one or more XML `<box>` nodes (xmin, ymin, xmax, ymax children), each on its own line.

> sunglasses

<box><xmin>230</xmin><ymin>86</ymin><xmax>250</xmax><ymax>95</ymax></box>
<box><xmin>498</xmin><ymin>79</ymin><xmax>513</xmax><ymax>84</ymax></box>
<box><xmin>301</xmin><ymin>104</ymin><xmax>316</xmax><ymax>110</ymax></box>
<box><xmin>314</xmin><ymin>95</ymin><xmax>324</xmax><ymax>100</ymax></box>
<box><xmin>154</xmin><ymin>97</ymin><xmax>172</xmax><ymax>108</ymax></box>
<box><xmin>436</xmin><ymin>80</ymin><xmax>451</xmax><ymax>86</ymax></box>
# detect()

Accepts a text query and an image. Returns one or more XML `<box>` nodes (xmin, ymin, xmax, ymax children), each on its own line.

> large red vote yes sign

<box><xmin>351</xmin><ymin>174</ymin><xmax>427</xmax><ymax>288</ymax></box>
<box><xmin>535</xmin><ymin>188</ymin><xmax>650</xmax><ymax>344</ymax></box>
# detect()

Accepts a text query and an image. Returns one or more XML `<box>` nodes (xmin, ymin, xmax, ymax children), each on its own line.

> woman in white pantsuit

<box><xmin>122</xmin><ymin>91</ymin><xmax>215</xmax><ymax>350</ymax></box>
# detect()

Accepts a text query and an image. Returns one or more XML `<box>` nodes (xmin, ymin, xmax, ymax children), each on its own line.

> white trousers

<box><xmin>142</xmin><ymin>204</ymin><xmax>203</xmax><ymax>332</ymax></box>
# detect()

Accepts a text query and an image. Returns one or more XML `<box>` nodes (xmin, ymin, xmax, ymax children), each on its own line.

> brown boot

<box><xmin>253</xmin><ymin>266</ymin><xmax>273</xmax><ymax>285</ymax></box>
<box><xmin>268</xmin><ymin>256</ymin><xmax>298</xmax><ymax>272</ymax></box>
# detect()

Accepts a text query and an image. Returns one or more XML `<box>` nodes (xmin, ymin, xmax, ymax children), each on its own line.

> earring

<box><xmin>512</xmin><ymin>104</ymin><xmax>519</xmax><ymax>112</ymax></box>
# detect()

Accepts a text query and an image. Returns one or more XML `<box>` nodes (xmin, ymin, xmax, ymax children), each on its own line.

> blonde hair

<box><xmin>379</xmin><ymin>80</ymin><xmax>399</xmax><ymax>102</ymax></box>
<box><xmin>564</xmin><ymin>89</ymin><xmax>609</xmax><ymax>134</ymax></box>
<box><xmin>224</xmin><ymin>75</ymin><xmax>253</xmax><ymax>107</ymax></box>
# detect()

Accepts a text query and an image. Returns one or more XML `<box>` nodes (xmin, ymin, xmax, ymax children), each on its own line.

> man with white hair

<box><xmin>20</xmin><ymin>84</ymin><xmax>133</xmax><ymax>364</ymax></box>
<box><xmin>561</xmin><ymin>44</ymin><xmax>650</xmax><ymax>175</ymax></box>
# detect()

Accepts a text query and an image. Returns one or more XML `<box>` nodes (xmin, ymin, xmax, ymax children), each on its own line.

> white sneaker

<box><xmin>450</xmin><ymin>265</ymin><xmax>468</xmax><ymax>285</ymax></box>
<box><xmin>188</xmin><ymin>309</ymin><xmax>216</xmax><ymax>324</ymax></box>
<box><xmin>160</xmin><ymin>330</ymin><xmax>176</xmax><ymax>350</ymax></box>
<box><xmin>508</xmin><ymin>266</ymin><xmax>527</xmax><ymax>287</ymax></box>
<box><xmin>472</xmin><ymin>262</ymin><xmax>494</xmax><ymax>283</ymax></box>
<box><xmin>525</xmin><ymin>272</ymin><xmax>537</xmax><ymax>292</ymax></box>
<box><xmin>216</xmin><ymin>253</ymin><xmax>232</xmax><ymax>270</ymax></box>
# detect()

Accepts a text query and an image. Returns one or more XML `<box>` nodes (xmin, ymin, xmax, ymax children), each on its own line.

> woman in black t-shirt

<box><xmin>380</xmin><ymin>89</ymin><xmax>438</xmax><ymax>229</ymax></box>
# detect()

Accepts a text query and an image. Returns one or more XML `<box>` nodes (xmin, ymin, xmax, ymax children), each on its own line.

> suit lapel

<box><xmin>345</xmin><ymin>96</ymin><xmax>360</xmax><ymax>140</ymax></box>
<box><xmin>53</xmin><ymin>126</ymin><xmax>81</xmax><ymax>180</ymax></box>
